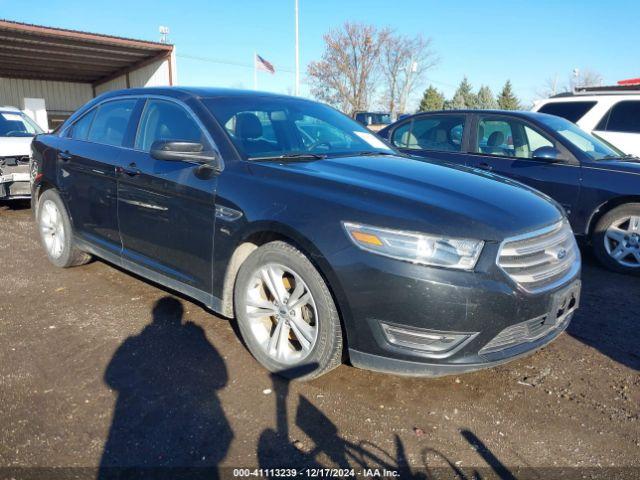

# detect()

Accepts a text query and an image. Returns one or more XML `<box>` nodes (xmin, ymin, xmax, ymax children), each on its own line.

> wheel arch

<box><xmin>219</xmin><ymin>221</ymin><xmax>352</xmax><ymax>353</ymax></box>
<box><xmin>586</xmin><ymin>196</ymin><xmax>640</xmax><ymax>239</ymax></box>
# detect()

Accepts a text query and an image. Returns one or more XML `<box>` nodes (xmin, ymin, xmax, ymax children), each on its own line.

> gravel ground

<box><xmin>0</xmin><ymin>202</ymin><xmax>638</xmax><ymax>479</ymax></box>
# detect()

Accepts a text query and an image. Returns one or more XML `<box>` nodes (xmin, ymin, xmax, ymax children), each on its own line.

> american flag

<box><xmin>255</xmin><ymin>54</ymin><xmax>275</xmax><ymax>74</ymax></box>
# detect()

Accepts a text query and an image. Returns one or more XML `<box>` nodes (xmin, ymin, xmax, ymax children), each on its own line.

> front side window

<box><xmin>135</xmin><ymin>99</ymin><xmax>207</xmax><ymax>152</ymax></box>
<box><xmin>68</xmin><ymin>109</ymin><xmax>97</xmax><ymax>141</ymax></box>
<box><xmin>598</xmin><ymin>101</ymin><xmax>640</xmax><ymax>134</ymax></box>
<box><xmin>477</xmin><ymin>117</ymin><xmax>555</xmax><ymax>159</ymax></box>
<box><xmin>87</xmin><ymin>99</ymin><xmax>136</xmax><ymax>147</ymax></box>
<box><xmin>0</xmin><ymin>111</ymin><xmax>43</xmax><ymax>137</ymax></box>
<box><xmin>204</xmin><ymin>97</ymin><xmax>393</xmax><ymax>159</ymax></box>
<box><xmin>392</xmin><ymin>116</ymin><xmax>465</xmax><ymax>152</ymax></box>
<box><xmin>537</xmin><ymin>101</ymin><xmax>596</xmax><ymax>123</ymax></box>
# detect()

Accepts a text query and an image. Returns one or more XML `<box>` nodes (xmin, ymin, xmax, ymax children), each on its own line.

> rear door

<box><xmin>386</xmin><ymin>114</ymin><xmax>470</xmax><ymax>166</ymax></box>
<box><xmin>592</xmin><ymin>100</ymin><xmax>640</xmax><ymax>157</ymax></box>
<box><xmin>466</xmin><ymin>114</ymin><xmax>582</xmax><ymax>227</ymax></box>
<box><xmin>57</xmin><ymin>98</ymin><xmax>138</xmax><ymax>254</ymax></box>
<box><xmin>117</xmin><ymin>97</ymin><xmax>219</xmax><ymax>294</ymax></box>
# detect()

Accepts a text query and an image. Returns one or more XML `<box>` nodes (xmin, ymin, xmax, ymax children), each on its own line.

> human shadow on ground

<box><xmin>98</xmin><ymin>296</ymin><xmax>232</xmax><ymax>479</ymax></box>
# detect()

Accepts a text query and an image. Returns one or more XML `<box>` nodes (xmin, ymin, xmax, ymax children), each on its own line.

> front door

<box><xmin>58</xmin><ymin>98</ymin><xmax>137</xmax><ymax>254</ymax></box>
<box><xmin>466</xmin><ymin>115</ymin><xmax>582</xmax><ymax>228</ymax></box>
<box><xmin>117</xmin><ymin>98</ymin><xmax>219</xmax><ymax>294</ymax></box>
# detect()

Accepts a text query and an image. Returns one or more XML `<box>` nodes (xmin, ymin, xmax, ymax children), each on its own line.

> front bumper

<box><xmin>0</xmin><ymin>168</ymin><xmax>31</xmax><ymax>199</ymax></box>
<box><xmin>328</xmin><ymin>243</ymin><xmax>580</xmax><ymax>376</ymax></box>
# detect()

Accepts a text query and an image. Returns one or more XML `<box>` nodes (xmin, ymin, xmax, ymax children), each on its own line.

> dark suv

<box><xmin>379</xmin><ymin>110</ymin><xmax>640</xmax><ymax>274</ymax></box>
<box><xmin>31</xmin><ymin>88</ymin><xmax>581</xmax><ymax>379</ymax></box>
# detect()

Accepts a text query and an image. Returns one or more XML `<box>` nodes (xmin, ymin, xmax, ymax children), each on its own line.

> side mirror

<box><xmin>150</xmin><ymin>140</ymin><xmax>218</xmax><ymax>165</ymax></box>
<box><xmin>532</xmin><ymin>146</ymin><xmax>563</xmax><ymax>161</ymax></box>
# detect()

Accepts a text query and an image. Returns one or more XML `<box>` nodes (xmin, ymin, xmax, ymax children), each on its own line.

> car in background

<box><xmin>31</xmin><ymin>87</ymin><xmax>580</xmax><ymax>379</ymax></box>
<box><xmin>533</xmin><ymin>83</ymin><xmax>640</xmax><ymax>157</ymax></box>
<box><xmin>1</xmin><ymin>106</ymin><xmax>43</xmax><ymax>200</ymax></box>
<box><xmin>353</xmin><ymin>111</ymin><xmax>392</xmax><ymax>132</ymax></box>
<box><xmin>379</xmin><ymin>109</ymin><xmax>640</xmax><ymax>274</ymax></box>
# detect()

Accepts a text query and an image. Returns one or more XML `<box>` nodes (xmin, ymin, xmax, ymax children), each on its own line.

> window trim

<box><xmin>60</xmin><ymin>94</ymin><xmax>223</xmax><ymax>170</ymax></box>
<box><xmin>389</xmin><ymin>113</ymin><xmax>469</xmax><ymax>154</ymax></box>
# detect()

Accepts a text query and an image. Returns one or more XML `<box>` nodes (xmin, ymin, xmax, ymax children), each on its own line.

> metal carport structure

<box><xmin>0</xmin><ymin>19</ymin><xmax>176</xmax><ymax>128</ymax></box>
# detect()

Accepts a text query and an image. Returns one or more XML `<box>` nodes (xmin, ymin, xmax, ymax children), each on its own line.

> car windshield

<box><xmin>0</xmin><ymin>111</ymin><xmax>44</xmax><ymax>137</ymax></box>
<box><xmin>537</xmin><ymin>114</ymin><xmax>624</xmax><ymax>160</ymax></box>
<box><xmin>203</xmin><ymin>96</ymin><xmax>394</xmax><ymax>160</ymax></box>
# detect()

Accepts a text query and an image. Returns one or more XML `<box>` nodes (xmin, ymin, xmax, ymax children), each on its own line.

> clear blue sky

<box><xmin>3</xmin><ymin>0</ymin><xmax>638</xmax><ymax>109</ymax></box>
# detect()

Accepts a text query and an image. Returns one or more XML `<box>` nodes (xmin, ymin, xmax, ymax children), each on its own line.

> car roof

<box><xmin>97</xmin><ymin>86</ymin><xmax>304</xmax><ymax>102</ymax></box>
<box><xmin>0</xmin><ymin>106</ymin><xmax>21</xmax><ymax>113</ymax></box>
<box><xmin>400</xmin><ymin>109</ymin><xmax>546</xmax><ymax>120</ymax></box>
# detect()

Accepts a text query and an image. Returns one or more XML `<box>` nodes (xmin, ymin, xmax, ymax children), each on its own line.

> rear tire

<box><xmin>592</xmin><ymin>203</ymin><xmax>640</xmax><ymax>275</ymax></box>
<box><xmin>37</xmin><ymin>189</ymin><xmax>91</xmax><ymax>268</ymax></box>
<box><xmin>233</xmin><ymin>241</ymin><xmax>343</xmax><ymax>380</ymax></box>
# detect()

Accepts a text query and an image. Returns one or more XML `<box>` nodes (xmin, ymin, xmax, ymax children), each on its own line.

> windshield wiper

<box><xmin>250</xmin><ymin>152</ymin><xmax>327</xmax><ymax>161</ymax></box>
<box><xmin>601</xmin><ymin>154</ymin><xmax>640</xmax><ymax>162</ymax></box>
<box><xmin>343</xmin><ymin>150</ymin><xmax>398</xmax><ymax>157</ymax></box>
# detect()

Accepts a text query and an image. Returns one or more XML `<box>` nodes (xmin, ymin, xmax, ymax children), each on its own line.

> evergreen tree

<box><xmin>497</xmin><ymin>80</ymin><xmax>521</xmax><ymax>110</ymax></box>
<box><xmin>476</xmin><ymin>85</ymin><xmax>498</xmax><ymax>109</ymax></box>
<box><xmin>447</xmin><ymin>76</ymin><xmax>477</xmax><ymax>109</ymax></box>
<box><xmin>418</xmin><ymin>85</ymin><xmax>445</xmax><ymax>111</ymax></box>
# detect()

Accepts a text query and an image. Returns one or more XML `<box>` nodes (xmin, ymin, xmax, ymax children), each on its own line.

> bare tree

<box><xmin>307</xmin><ymin>22</ymin><xmax>391</xmax><ymax>115</ymax></box>
<box><xmin>536</xmin><ymin>68</ymin><xmax>604</xmax><ymax>100</ymax></box>
<box><xmin>571</xmin><ymin>68</ymin><xmax>603</xmax><ymax>90</ymax></box>
<box><xmin>380</xmin><ymin>34</ymin><xmax>438</xmax><ymax>116</ymax></box>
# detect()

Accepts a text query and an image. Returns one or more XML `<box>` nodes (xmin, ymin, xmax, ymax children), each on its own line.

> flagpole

<box><xmin>294</xmin><ymin>0</ymin><xmax>300</xmax><ymax>96</ymax></box>
<box><xmin>253</xmin><ymin>52</ymin><xmax>257</xmax><ymax>90</ymax></box>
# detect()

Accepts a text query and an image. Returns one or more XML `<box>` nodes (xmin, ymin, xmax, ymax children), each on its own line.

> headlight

<box><xmin>342</xmin><ymin>222</ymin><xmax>484</xmax><ymax>270</ymax></box>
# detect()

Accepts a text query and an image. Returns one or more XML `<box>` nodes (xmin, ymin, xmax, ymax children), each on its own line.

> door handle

<box><xmin>57</xmin><ymin>151</ymin><xmax>72</xmax><ymax>162</ymax></box>
<box><xmin>478</xmin><ymin>162</ymin><xmax>493</xmax><ymax>171</ymax></box>
<box><xmin>116</xmin><ymin>163</ymin><xmax>141</xmax><ymax>177</ymax></box>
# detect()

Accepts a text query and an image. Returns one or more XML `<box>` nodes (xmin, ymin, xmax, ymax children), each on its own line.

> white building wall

<box><xmin>0</xmin><ymin>51</ymin><xmax>174</xmax><ymax>126</ymax></box>
<box><xmin>0</xmin><ymin>77</ymin><xmax>93</xmax><ymax>113</ymax></box>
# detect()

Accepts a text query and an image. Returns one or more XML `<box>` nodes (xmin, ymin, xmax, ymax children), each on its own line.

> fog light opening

<box><xmin>380</xmin><ymin>322</ymin><xmax>476</xmax><ymax>357</ymax></box>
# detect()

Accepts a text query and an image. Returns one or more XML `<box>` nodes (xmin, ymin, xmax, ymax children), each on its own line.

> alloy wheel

<box><xmin>40</xmin><ymin>200</ymin><xmax>65</xmax><ymax>259</ymax></box>
<box><xmin>604</xmin><ymin>215</ymin><xmax>640</xmax><ymax>268</ymax></box>
<box><xmin>244</xmin><ymin>263</ymin><xmax>318</xmax><ymax>364</ymax></box>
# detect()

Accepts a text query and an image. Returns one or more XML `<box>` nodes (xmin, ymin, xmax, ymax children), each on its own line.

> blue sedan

<box><xmin>379</xmin><ymin>110</ymin><xmax>640</xmax><ymax>274</ymax></box>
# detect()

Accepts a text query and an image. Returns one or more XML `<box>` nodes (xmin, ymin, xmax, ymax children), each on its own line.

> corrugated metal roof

<box><xmin>0</xmin><ymin>19</ymin><xmax>173</xmax><ymax>85</ymax></box>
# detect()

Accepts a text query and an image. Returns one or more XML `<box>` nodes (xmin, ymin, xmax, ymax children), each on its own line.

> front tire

<box><xmin>37</xmin><ymin>189</ymin><xmax>91</xmax><ymax>268</ymax></box>
<box><xmin>592</xmin><ymin>203</ymin><xmax>640</xmax><ymax>274</ymax></box>
<box><xmin>234</xmin><ymin>241</ymin><xmax>343</xmax><ymax>380</ymax></box>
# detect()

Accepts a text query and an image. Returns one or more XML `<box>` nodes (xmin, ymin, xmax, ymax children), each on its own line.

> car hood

<box><xmin>0</xmin><ymin>137</ymin><xmax>33</xmax><ymax>157</ymax></box>
<box><xmin>255</xmin><ymin>154</ymin><xmax>564</xmax><ymax>241</ymax></box>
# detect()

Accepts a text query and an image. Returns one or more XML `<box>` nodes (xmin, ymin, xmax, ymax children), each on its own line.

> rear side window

<box><xmin>537</xmin><ymin>101</ymin><xmax>596</xmax><ymax>123</ymax></box>
<box><xmin>135</xmin><ymin>99</ymin><xmax>207</xmax><ymax>152</ymax></box>
<box><xmin>68</xmin><ymin>109</ymin><xmax>96</xmax><ymax>140</ymax></box>
<box><xmin>597</xmin><ymin>101</ymin><xmax>640</xmax><ymax>133</ymax></box>
<box><xmin>391</xmin><ymin>115</ymin><xmax>465</xmax><ymax>152</ymax></box>
<box><xmin>87</xmin><ymin>99</ymin><xmax>136</xmax><ymax>147</ymax></box>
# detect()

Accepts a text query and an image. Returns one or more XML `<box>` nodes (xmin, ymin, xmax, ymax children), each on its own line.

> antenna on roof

<box><xmin>159</xmin><ymin>26</ymin><xmax>170</xmax><ymax>44</ymax></box>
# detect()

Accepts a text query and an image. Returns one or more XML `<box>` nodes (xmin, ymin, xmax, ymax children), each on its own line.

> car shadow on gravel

<box><xmin>567</xmin><ymin>248</ymin><xmax>640</xmax><ymax>371</ymax></box>
<box><xmin>98</xmin><ymin>296</ymin><xmax>233</xmax><ymax>479</ymax></box>
<box><xmin>0</xmin><ymin>199</ymin><xmax>31</xmax><ymax>211</ymax></box>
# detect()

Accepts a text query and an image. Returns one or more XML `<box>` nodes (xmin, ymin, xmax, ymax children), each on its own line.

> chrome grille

<box><xmin>497</xmin><ymin>221</ymin><xmax>579</xmax><ymax>293</ymax></box>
